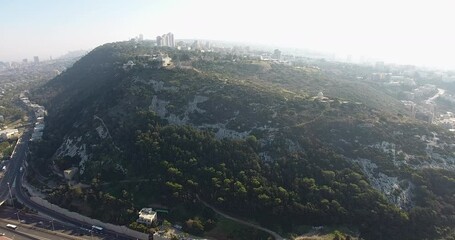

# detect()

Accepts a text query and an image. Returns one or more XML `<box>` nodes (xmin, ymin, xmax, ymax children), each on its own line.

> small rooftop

<box><xmin>139</xmin><ymin>208</ymin><xmax>155</xmax><ymax>215</ymax></box>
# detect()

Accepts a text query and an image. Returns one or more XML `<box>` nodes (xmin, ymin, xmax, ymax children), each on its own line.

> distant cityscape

<box><xmin>2</xmin><ymin>31</ymin><xmax>455</xmax><ymax>73</ymax></box>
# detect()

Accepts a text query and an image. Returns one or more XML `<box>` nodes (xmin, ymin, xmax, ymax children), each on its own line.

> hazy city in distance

<box><xmin>1</xmin><ymin>1</ymin><xmax>455</xmax><ymax>240</ymax></box>
<box><xmin>1</xmin><ymin>0</ymin><xmax>455</xmax><ymax>70</ymax></box>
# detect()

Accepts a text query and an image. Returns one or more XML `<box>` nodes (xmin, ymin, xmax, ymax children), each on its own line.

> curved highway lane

<box><xmin>0</xmin><ymin>125</ymin><xmax>141</xmax><ymax>240</ymax></box>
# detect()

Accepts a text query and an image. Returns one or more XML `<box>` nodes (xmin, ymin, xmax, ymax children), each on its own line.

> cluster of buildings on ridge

<box><xmin>364</xmin><ymin>63</ymin><xmax>455</xmax><ymax>129</ymax></box>
<box><xmin>19</xmin><ymin>92</ymin><xmax>46</xmax><ymax>141</ymax></box>
<box><xmin>0</xmin><ymin>56</ymin><xmax>41</xmax><ymax>69</ymax></box>
<box><xmin>122</xmin><ymin>52</ymin><xmax>173</xmax><ymax>71</ymax></box>
<box><xmin>156</xmin><ymin>32</ymin><xmax>175</xmax><ymax>48</ymax></box>
<box><xmin>134</xmin><ymin>32</ymin><xmax>285</xmax><ymax>60</ymax></box>
<box><xmin>124</xmin><ymin>32</ymin><xmax>288</xmax><ymax>72</ymax></box>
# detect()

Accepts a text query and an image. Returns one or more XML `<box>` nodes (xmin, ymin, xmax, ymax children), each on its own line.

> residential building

<box><xmin>34</xmin><ymin>123</ymin><xmax>45</xmax><ymax>132</ymax></box>
<box><xmin>64</xmin><ymin>167</ymin><xmax>78</xmax><ymax>180</ymax></box>
<box><xmin>36</xmin><ymin>116</ymin><xmax>44</xmax><ymax>123</ymax></box>
<box><xmin>122</xmin><ymin>60</ymin><xmax>135</xmax><ymax>70</ymax></box>
<box><xmin>272</xmin><ymin>49</ymin><xmax>282</xmax><ymax>60</ymax></box>
<box><xmin>401</xmin><ymin>100</ymin><xmax>416</xmax><ymax>118</ymax></box>
<box><xmin>205</xmin><ymin>41</ymin><xmax>211</xmax><ymax>50</ymax></box>
<box><xmin>150</xmin><ymin>53</ymin><xmax>172</xmax><ymax>67</ymax></box>
<box><xmin>30</xmin><ymin>131</ymin><xmax>43</xmax><ymax>141</ymax></box>
<box><xmin>156</xmin><ymin>36</ymin><xmax>162</xmax><ymax>46</ymax></box>
<box><xmin>167</xmin><ymin>33</ymin><xmax>174</xmax><ymax>47</ymax></box>
<box><xmin>34</xmin><ymin>56</ymin><xmax>39</xmax><ymax>63</ymax></box>
<box><xmin>158</xmin><ymin>54</ymin><xmax>172</xmax><ymax>67</ymax></box>
<box><xmin>191</xmin><ymin>40</ymin><xmax>201</xmax><ymax>50</ymax></box>
<box><xmin>137</xmin><ymin>208</ymin><xmax>157</xmax><ymax>226</ymax></box>
<box><xmin>156</xmin><ymin>32</ymin><xmax>175</xmax><ymax>47</ymax></box>
<box><xmin>0</xmin><ymin>129</ymin><xmax>19</xmax><ymax>140</ymax></box>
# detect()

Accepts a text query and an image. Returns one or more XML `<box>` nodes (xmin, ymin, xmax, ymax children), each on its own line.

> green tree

<box><xmin>184</xmin><ymin>217</ymin><xmax>204</xmax><ymax>235</ymax></box>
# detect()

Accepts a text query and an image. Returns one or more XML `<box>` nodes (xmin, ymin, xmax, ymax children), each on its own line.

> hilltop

<box><xmin>28</xmin><ymin>41</ymin><xmax>455</xmax><ymax>239</ymax></box>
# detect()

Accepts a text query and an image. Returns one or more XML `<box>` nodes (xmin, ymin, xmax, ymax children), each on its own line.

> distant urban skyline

<box><xmin>1</xmin><ymin>0</ymin><xmax>455</xmax><ymax>70</ymax></box>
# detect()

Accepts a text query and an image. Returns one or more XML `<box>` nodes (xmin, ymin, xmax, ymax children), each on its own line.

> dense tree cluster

<box><xmin>0</xmin><ymin>140</ymin><xmax>15</xmax><ymax>160</ymax></box>
<box><xmin>111</xmin><ymin>111</ymin><xmax>414</xmax><ymax>239</ymax></box>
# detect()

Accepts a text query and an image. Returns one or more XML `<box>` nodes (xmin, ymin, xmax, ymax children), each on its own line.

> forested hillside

<box><xmin>29</xmin><ymin>41</ymin><xmax>455</xmax><ymax>239</ymax></box>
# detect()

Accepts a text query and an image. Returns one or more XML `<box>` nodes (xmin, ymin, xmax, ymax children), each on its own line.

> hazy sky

<box><xmin>1</xmin><ymin>0</ymin><xmax>454</xmax><ymax>69</ymax></box>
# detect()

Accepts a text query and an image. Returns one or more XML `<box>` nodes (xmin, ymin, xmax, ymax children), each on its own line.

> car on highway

<box><xmin>6</xmin><ymin>224</ymin><xmax>17</xmax><ymax>230</ymax></box>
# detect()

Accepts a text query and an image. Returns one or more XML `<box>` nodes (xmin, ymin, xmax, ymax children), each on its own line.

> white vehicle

<box><xmin>2</xmin><ymin>166</ymin><xmax>5</xmax><ymax>171</ymax></box>
<box><xmin>6</xmin><ymin>224</ymin><xmax>17</xmax><ymax>230</ymax></box>
<box><xmin>92</xmin><ymin>225</ymin><xmax>103</xmax><ymax>232</ymax></box>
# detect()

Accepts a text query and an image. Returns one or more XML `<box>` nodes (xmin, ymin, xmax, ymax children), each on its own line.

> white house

<box><xmin>63</xmin><ymin>167</ymin><xmax>78</xmax><ymax>180</ymax></box>
<box><xmin>157</xmin><ymin>54</ymin><xmax>172</xmax><ymax>67</ymax></box>
<box><xmin>137</xmin><ymin>208</ymin><xmax>157</xmax><ymax>226</ymax></box>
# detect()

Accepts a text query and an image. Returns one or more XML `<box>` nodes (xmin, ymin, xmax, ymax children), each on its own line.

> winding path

<box><xmin>425</xmin><ymin>88</ymin><xmax>445</xmax><ymax>104</ymax></box>
<box><xmin>296</xmin><ymin>109</ymin><xmax>327</xmax><ymax>127</ymax></box>
<box><xmin>197</xmin><ymin>196</ymin><xmax>285</xmax><ymax>240</ymax></box>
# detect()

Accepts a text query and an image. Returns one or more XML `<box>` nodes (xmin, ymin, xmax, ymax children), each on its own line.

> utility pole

<box><xmin>51</xmin><ymin>219</ymin><xmax>55</xmax><ymax>231</ymax></box>
<box><xmin>16</xmin><ymin>211</ymin><xmax>20</xmax><ymax>222</ymax></box>
<box><xmin>7</xmin><ymin>182</ymin><xmax>14</xmax><ymax>208</ymax></box>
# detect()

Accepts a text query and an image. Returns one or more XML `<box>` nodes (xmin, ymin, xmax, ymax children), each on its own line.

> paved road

<box><xmin>425</xmin><ymin>88</ymin><xmax>445</xmax><ymax>104</ymax></box>
<box><xmin>0</xmin><ymin>130</ymin><xmax>30</xmax><ymax>203</ymax></box>
<box><xmin>0</xmin><ymin>218</ymin><xmax>81</xmax><ymax>240</ymax></box>
<box><xmin>0</xmin><ymin>224</ymin><xmax>43</xmax><ymax>240</ymax></box>
<box><xmin>0</xmin><ymin>123</ymin><xmax>140</xmax><ymax>239</ymax></box>
<box><xmin>0</xmin><ymin>206</ymin><xmax>102</xmax><ymax>239</ymax></box>
<box><xmin>197</xmin><ymin>196</ymin><xmax>285</xmax><ymax>240</ymax></box>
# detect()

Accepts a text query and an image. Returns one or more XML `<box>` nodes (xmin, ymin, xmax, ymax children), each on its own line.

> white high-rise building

<box><xmin>156</xmin><ymin>32</ymin><xmax>175</xmax><ymax>47</ymax></box>
<box><xmin>169</xmin><ymin>32</ymin><xmax>175</xmax><ymax>47</ymax></box>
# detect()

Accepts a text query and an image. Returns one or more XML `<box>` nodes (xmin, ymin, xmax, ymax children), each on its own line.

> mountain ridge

<box><xmin>28</xmin><ymin>41</ymin><xmax>455</xmax><ymax>239</ymax></box>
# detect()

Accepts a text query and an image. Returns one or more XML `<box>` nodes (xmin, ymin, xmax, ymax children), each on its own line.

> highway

<box><xmin>0</xmin><ymin>123</ymin><xmax>142</xmax><ymax>239</ymax></box>
<box><xmin>0</xmin><ymin>224</ymin><xmax>46</xmax><ymax>240</ymax></box>
<box><xmin>0</xmin><ymin>128</ymin><xmax>30</xmax><ymax>204</ymax></box>
<box><xmin>0</xmin><ymin>217</ymin><xmax>84</xmax><ymax>240</ymax></box>
<box><xmin>0</xmin><ymin>206</ymin><xmax>104</xmax><ymax>239</ymax></box>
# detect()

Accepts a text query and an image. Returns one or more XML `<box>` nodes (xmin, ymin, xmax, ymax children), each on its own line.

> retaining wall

<box><xmin>30</xmin><ymin>197</ymin><xmax>149</xmax><ymax>240</ymax></box>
